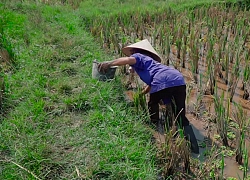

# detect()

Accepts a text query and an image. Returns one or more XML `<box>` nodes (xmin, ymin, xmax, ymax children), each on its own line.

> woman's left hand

<box><xmin>98</xmin><ymin>61</ymin><xmax>111</xmax><ymax>73</ymax></box>
<box><xmin>141</xmin><ymin>85</ymin><xmax>151</xmax><ymax>94</ymax></box>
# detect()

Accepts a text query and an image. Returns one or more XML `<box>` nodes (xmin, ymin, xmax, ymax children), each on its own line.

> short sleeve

<box><xmin>130</xmin><ymin>53</ymin><xmax>146</xmax><ymax>70</ymax></box>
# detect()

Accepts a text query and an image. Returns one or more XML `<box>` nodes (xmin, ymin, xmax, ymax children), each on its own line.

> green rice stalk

<box><xmin>213</xmin><ymin>18</ymin><xmax>218</xmax><ymax>36</ymax></box>
<box><xmin>217</xmin><ymin>41</ymin><xmax>222</xmax><ymax>64</ymax></box>
<box><xmin>229</xmin><ymin>75</ymin><xmax>240</xmax><ymax>102</ymax></box>
<box><xmin>165</xmin><ymin>35</ymin><xmax>171</xmax><ymax>66</ymax></box>
<box><xmin>233</xmin><ymin>103</ymin><xmax>249</xmax><ymax>165</ymax></box>
<box><xmin>133</xmin><ymin>79</ymin><xmax>147</xmax><ymax>114</ymax></box>
<box><xmin>152</xmin><ymin>28</ymin><xmax>158</xmax><ymax>48</ymax></box>
<box><xmin>207</xmin><ymin>33</ymin><xmax>215</xmax><ymax>56</ymax></box>
<box><xmin>235</xmin><ymin>130</ymin><xmax>244</xmax><ymax>165</ymax></box>
<box><xmin>190</xmin><ymin>56</ymin><xmax>197</xmax><ymax>84</ymax></box>
<box><xmin>242</xmin><ymin>145</ymin><xmax>248</xmax><ymax>179</ymax></box>
<box><xmin>176</xmin><ymin>37</ymin><xmax>182</xmax><ymax>60</ymax></box>
<box><xmin>171</xmin><ymin>25</ymin><xmax>179</xmax><ymax>47</ymax></box>
<box><xmin>241</xmin><ymin>57</ymin><xmax>250</xmax><ymax>92</ymax></box>
<box><xmin>229</xmin><ymin>49</ymin><xmax>241</xmax><ymax>102</ymax></box>
<box><xmin>214</xmin><ymin>87</ymin><xmax>229</xmax><ymax>146</ymax></box>
<box><xmin>211</xmin><ymin>59</ymin><xmax>218</xmax><ymax>95</ymax></box>
<box><xmin>199</xmin><ymin>73</ymin><xmax>203</xmax><ymax>92</ymax></box>
<box><xmin>192</xmin><ymin>39</ymin><xmax>199</xmax><ymax>74</ymax></box>
<box><xmin>204</xmin><ymin>50</ymin><xmax>215</xmax><ymax>95</ymax></box>
<box><xmin>222</xmin><ymin>24</ymin><xmax>229</xmax><ymax>52</ymax></box>
<box><xmin>182</xmin><ymin>39</ymin><xmax>187</xmax><ymax>68</ymax></box>
<box><xmin>224</xmin><ymin>45</ymin><xmax>230</xmax><ymax>85</ymax></box>
<box><xmin>220</xmin><ymin>151</ymin><xmax>225</xmax><ymax>179</ymax></box>
<box><xmin>176</xmin><ymin>25</ymin><xmax>183</xmax><ymax>60</ymax></box>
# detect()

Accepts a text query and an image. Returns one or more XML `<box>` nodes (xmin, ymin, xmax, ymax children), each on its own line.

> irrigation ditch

<box><xmin>88</xmin><ymin>2</ymin><xmax>250</xmax><ymax>179</ymax></box>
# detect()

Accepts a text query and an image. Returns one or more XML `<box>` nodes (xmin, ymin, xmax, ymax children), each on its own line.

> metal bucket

<box><xmin>92</xmin><ymin>60</ymin><xmax>117</xmax><ymax>81</ymax></box>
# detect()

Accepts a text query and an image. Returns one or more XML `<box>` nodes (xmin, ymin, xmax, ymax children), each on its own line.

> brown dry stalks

<box><xmin>158</xmin><ymin>128</ymin><xmax>190</xmax><ymax>178</ymax></box>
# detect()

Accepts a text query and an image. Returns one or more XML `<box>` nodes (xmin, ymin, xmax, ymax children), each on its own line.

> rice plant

<box><xmin>242</xmin><ymin>57</ymin><xmax>250</xmax><ymax>99</ymax></box>
<box><xmin>242</xmin><ymin>146</ymin><xmax>248</xmax><ymax>179</ymax></box>
<box><xmin>233</xmin><ymin>102</ymin><xmax>249</xmax><ymax>165</ymax></box>
<box><xmin>213</xmin><ymin>87</ymin><xmax>229</xmax><ymax>147</ymax></box>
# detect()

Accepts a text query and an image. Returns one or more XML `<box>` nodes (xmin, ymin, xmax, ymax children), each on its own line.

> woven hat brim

<box><xmin>121</xmin><ymin>39</ymin><xmax>162</xmax><ymax>62</ymax></box>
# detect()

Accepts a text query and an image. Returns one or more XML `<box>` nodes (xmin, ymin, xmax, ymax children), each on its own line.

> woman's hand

<box><xmin>98</xmin><ymin>61</ymin><xmax>111</xmax><ymax>73</ymax></box>
<box><xmin>98</xmin><ymin>57</ymin><xmax>136</xmax><ymax>73</ymax></box>
<box><xmin>141</xmin><ymin>85</ymin><xmax>151</xmax><ymax>94</ymax></box>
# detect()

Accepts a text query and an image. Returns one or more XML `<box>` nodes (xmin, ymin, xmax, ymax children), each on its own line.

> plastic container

<box><xmin>92</xmin><ymin>60</ymin><xmax>117</xmax><ymax>81</ymax></box>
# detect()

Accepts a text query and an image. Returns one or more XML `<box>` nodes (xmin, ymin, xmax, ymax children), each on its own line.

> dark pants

<box><xmin>148</xmin><ymin>85</ymin><xmax>189</xmax><ymax>128</ymax></box>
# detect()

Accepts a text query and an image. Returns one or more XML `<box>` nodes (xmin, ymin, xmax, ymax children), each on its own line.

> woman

<box><xmin>98</xmin><ymin>39</ymin><xmax>199</xmax><ymax>154</ymax></box>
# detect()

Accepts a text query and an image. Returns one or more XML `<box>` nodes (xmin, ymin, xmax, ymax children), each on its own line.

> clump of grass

<box><xmin>59</xmin><ymin>84</ymin><xmax>72</xmax><ymax>95</ymax></box>
<box><xmin>133</xmin><ymin>91</ymin><xmax>147</xmax><ymax>114</ymax></box>
<box><xmin>158</xmin><ymin>126</ymin><xmax>190</xmax><ymax>178</ymax></box>
<box><xmin>61</xmin><ymin>67</ymin><xmax>77</xmax><ymax>76</ymax></box>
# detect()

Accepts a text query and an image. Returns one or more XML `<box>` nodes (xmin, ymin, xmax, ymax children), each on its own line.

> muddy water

<box><xmin>125</xmin><ymin>87</ymin><xmax>249</xmax><ymax>178</ymax></box>
<box><xmin>181</xmin><ymin>59</ymin><xmax>250</xmax><ymax>178</ymax></box>
<box><xmin>124</xmin><ymin>56</ymin><xmax>249</xmax><ymax>178</ymax></box>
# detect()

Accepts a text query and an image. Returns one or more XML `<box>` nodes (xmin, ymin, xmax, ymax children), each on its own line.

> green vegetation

<box><xmin>0</xmin><ymin>2</ymin><xmax>156</xmax><ymax>179</ymax></box>
<box><xmin>0</xmin><ymin>0</ymin><xmax>250</xmax><ymax>179</ymax></box>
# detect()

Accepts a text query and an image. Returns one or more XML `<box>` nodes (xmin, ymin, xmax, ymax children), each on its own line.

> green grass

<box><xmin>0</xmin><ymin>2</ymin><xmax>157</xmax><ymax>179</ymax></box>
<box><xmin>0</xmin><ymin>0</ymin><xmax>242</xmax><ymax>179</ymax></box>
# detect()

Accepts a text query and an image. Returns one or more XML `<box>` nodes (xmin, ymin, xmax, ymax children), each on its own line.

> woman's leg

<box><xmin>151</xmin><ymin>86</ymin><xmax>189</xmax><ymax>128</ymax></box>
<box><xmin>171</xmin><ymin>85</ymin><xmax>189</xmax><ymax>128</ymax></box>
<box><xmin>148</xmin><ymin>92</ymin><xmax>161</xmax><ymax>123</ymax></box>
<box><xmin>152</xmin><ymin>86</ymin><xmax>198</xmax><ymax>153</ymax></box>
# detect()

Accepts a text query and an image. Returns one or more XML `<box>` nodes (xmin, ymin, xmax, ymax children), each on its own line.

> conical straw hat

<box><xmin>122</xmin><ymin>39</ymin><xmax>162</xmax><ymax>62</ymax></box>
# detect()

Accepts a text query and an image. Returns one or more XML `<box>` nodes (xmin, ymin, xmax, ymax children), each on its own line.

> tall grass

<box><xmin>0</xmin><ymin>2</ymin><xmax>159</xmax><ymax>179</ymax></box>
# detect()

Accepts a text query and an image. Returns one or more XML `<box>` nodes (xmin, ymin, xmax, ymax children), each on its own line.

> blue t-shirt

<box><xmin>130</xmin><ymin>53</ymin><xmax>185</xmax><ymax>94</ymax></box>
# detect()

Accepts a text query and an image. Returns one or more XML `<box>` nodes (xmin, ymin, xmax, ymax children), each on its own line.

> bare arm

<box><xmin>98</xmin><ymin>57</ymin><xmax>136</xmax><ymax>73</ymax></box>
<box><xmin>109</xmin><ymin>57</ymin><xmax>136</xmax><ymax>66</ymax></box>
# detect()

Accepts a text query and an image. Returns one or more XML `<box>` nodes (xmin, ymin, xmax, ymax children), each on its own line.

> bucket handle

<box><xmin>93</xmin><ymin>59</ymin><xmax>99</xmax><ymax>64</ymax></box>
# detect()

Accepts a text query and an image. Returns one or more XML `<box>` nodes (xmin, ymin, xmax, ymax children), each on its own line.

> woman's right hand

<box><xmin>98</xmin><ymin>61</ymin><xmax>111</xmax><ymax>73</ymax></box>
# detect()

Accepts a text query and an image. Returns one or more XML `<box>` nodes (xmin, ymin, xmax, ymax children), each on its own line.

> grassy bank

<box><xmin>0</xmin><ymin>1</ymin><xmax>158</xmax><ymax>179</ymax></box>
<box><xmin>0</xmin><ymin>0</ymin><xmax>241</xmax><ymax>179</ymax></box>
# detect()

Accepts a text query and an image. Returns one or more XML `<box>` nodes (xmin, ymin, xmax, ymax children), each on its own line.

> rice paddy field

<box><xmin>0</xmin><ymin>0</ymin><xmax>250</xmax><ymax>179</ymax></box>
